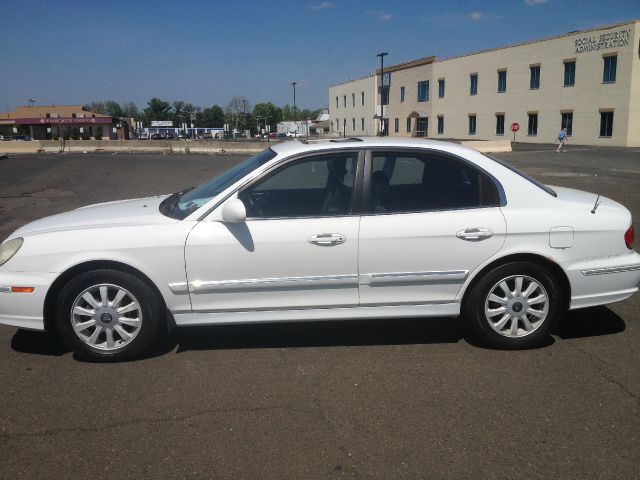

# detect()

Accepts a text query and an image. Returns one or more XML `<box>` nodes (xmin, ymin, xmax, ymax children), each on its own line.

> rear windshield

<box><xmin>488</xmin><ymin>156</ymin><xmax>557</xmax><ymax>197</ymax></box>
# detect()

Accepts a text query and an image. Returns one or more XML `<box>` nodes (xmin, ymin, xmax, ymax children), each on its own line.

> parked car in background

<box><xmin>11</xmin><ymin>135</ymin><xmax>31</xmax><ymax>141</ymax></box>
<box><xmin>0</xmin><ymin>138</ymin><xmax>637</xmax><ymax>361</ymax></box>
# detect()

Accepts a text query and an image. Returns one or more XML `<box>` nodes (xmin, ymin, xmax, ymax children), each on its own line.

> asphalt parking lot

<box><xmin>0</xmin><ymin>143</ymin><xmax>639</xmax><ymax>479</ymax></box>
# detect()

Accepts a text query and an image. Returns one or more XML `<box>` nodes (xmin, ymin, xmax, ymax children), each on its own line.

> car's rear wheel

<box><xmin>55</xmin><ymin>269</ymin><xmax>162</xmax><ymax>362</ymax></box>
<box><xmin>464</xmin><ymin>262</ymin><xmax>563</xmax><ymax>349</ymax></box>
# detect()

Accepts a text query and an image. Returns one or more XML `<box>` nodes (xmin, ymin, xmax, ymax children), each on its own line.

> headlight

<box><xmin>0</xmin><ymin>238</ymin><xmax>23</xmax><ymax>267</ymax></box>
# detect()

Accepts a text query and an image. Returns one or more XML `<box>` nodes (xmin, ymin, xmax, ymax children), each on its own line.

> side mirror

<box><xmin>221</xmin><ymin>198</ymin><xmax>247</xmax><ymax>223</ymax></box>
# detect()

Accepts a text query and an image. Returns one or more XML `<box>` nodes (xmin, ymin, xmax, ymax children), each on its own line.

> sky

<box><xmin>1</xmin><ymin>0</ymin><xmax>638</xmax><ymax>112</ymax></box>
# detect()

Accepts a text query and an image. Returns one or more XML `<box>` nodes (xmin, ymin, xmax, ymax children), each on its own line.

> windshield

<box><xmin>160</xmin><ymin>148</ymin><xmax>277</xmax><ymax>219</ymax></box>
<box><xmin>488</xmin><ymin>155</ymin><xmax>557</xmax><ymax>197</ymax></box>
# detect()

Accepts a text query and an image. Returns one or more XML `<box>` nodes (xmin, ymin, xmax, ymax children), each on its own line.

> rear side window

<box><xmin>369</xmin><ymin>152</ymin><xmax>500</xmax><ymax>213</ymax></box>
<box><xmin>489</xmin><ymin>156</ymin><xmax>556</xmax><ymax>197</ymax></box>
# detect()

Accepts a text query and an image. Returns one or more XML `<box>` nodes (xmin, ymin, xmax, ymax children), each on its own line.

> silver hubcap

<box><xmin>70</xmin><ymin>284</ymin><xmax>143</xmax><ymax>351</ymax></box>
<box><xmin>484</xmin><ymin>275</ymin><xmax>549</xmax><ymax>338</ymax></box>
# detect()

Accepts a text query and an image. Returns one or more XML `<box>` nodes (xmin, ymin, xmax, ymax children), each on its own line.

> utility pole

<box><xmin>291</xmin><ymin>81</ymin><xmax>297</xmax><ymax>125</ymax></box>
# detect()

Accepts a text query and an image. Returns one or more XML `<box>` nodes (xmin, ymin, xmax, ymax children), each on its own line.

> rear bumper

<box><xmin>564</xmin><ymin>252</ymin><xmax>640</xmax><ymax>309</ymax></box>
<box><xmin>0</xmin><ymin>270</ymin><xmax>57</xmax><ymax>331</ymax></box>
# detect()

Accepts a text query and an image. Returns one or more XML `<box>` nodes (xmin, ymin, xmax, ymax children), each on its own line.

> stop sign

<box><xmin>511</xmin><ymin>122</ymin><xmax>520</xmax><ymax>132</ymax></box>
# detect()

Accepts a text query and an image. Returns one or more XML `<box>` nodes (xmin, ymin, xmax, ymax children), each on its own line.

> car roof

<box><xmin>269</xmin><ymin>137</ymin><xmax>478</xmax><ymax>158</ymax></box>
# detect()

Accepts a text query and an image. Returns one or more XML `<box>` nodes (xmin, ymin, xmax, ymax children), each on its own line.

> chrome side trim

<box><xmin>581</xmin><ymin>264</ymin><xmax>640</xmax><ymax>276</ymax></box>
<box><xmin>168</xmin><ymin>282</ymin><xmax>189</xmax><ymax>294</ymax></box>
<box><xmin>189</xmin><ymin>274</ymin><xmax>359</xmax><ymax>293</ymax></box>
<box><xmin>361</xmin><ymin>270</ymin><xmax>468</xmax><ymax>286</ymax></box>
<box><xmin>0</xmin><ymin>286</ymin><xmax>11</xmax><ymax>293</ymax></box>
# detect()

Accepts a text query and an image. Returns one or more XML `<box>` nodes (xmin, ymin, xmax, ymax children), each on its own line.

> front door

<box><xmin>185</xmin><ymin>150</ymin><xmax>362</xmax><ymax>313</ymax></box>
<box><xmin>358</xmin><ymin>149</ymin><xmax>506</xmax><ymax>306</ymax></box>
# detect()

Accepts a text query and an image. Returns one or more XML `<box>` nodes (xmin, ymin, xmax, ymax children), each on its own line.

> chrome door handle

<box><xmin>456</xmin><ymin>228</ymin><xmax>494</xmax><ymax>241</ymax></box>
<box><xmin>308</xmin><ymin>233</ymin><xmax>346</xmax><ymax>246</ymax></box>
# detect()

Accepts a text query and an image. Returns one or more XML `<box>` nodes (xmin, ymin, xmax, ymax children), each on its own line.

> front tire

<box><xmin>55</xmin><ymin>269</ymin><xmax>163</xmax><ymax>362</ymax></box>
<box><xmin>464</xmin><ymin>262</ymin><xmax>563</xmax><ymax>349</ymax></box>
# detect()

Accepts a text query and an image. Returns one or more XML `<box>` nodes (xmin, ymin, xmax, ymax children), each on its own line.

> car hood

<box><xmin>11</xmin><ymin>195</ymin><xmax>176</xmax><ymax>237</ymax></box>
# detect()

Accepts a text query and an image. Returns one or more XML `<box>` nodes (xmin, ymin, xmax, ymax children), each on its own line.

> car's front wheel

<box><xmin>464</xmin><ymin>262</ymin><xmax>563</xmax><ymax>349</ymax></box>
<box><xmin>55</xmin><ymin>269</ymin><xmax>163</xmax><ymax>362</ymax></box>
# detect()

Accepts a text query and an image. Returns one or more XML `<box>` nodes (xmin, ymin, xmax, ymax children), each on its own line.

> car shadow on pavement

<box><xmin>553</xmin><ymin>305</ymin><xmax>625</xmax><ymax>339</ymax></box>
<box><xmin>8</xmin><ymin>305</ymin><xmax>626</xmax><ymax>359</ymax></box>
<box><xmin>173</xmin><ymin>316</ymin><xmax>465</xmax><ymax>353</ymax></box>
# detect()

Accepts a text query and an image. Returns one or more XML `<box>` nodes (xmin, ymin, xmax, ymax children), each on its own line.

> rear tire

<box><xmin>464</xmin><ymin>262</ymin><xmax>563</xmax><ymax>349</ymax></box>
<box><xmin>55</xmin><ymin>269</ymin><xmax>163</xmax><ymax>362</ymax></box>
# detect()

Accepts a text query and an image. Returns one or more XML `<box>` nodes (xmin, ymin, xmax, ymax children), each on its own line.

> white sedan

<box><xmin>1</xmin><ymin>138</ymin><xmax>638</xmax><ymax>361</ymax></box>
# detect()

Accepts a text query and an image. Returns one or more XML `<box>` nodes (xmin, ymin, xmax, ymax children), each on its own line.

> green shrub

<box><xmin>81</xmin><ymin>132</ymin><xmax>90</xmax><ymax>140</ymax></box>
<box><xmin>52</xmin><ymin>134</ymin><xmax>59</xmax><ymax>140</ymax></box>
<box><xmin>94</xmin><ymin>131</ymin><xmax>102</xmax><ymax>140</ymax></box>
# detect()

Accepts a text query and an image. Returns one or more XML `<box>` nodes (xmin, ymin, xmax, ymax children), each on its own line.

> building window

<box><xmin>45</xmin><ymin>113</ymin><xmax>51</xmax><ymax>118</ymax></box>
<box><xmin>437</xmin><ymin>115</ymin><xmax>444</xmax><ymax>134</ymax></box>
<box><xmin>400</xmin><ymin>86</ymin><xmax>405</xmax><ymax>103</ymax></box>
<box><xmin>381</xmin><ymin>86</ymin><xmax>389</xmax><ymax>105</ymax></box>
<box><xmin>497</xmin><ymin>70</ymin><xmax>507</xmax><ymax>93</ymax></box>
<box><xmin>406</xmin><ymin>117</ymin><xmax>412</xmax><ymax>133</ymax></box>
<box><xmin>600</xmin><ymin>111</ymin><xmax>614</xmax><ymax>137</ymax></box>
<box><xmin>352</xmin><ymin>118</ymin><xmax>355</xmax><ymax>131</ymax></box>
<box><xmin>335</xmin><ymin>118</ymin><xmax>339</xmax><ymax>132</ymax></box>
<box><xmin>561</xmin><ymin>112</ymin><xmax>573</xmax><ymax>136</ymax></box>
<box><xmin>418</xmin><ymin>81</ymin><xmax>429</xmax><ymax>102</ymax></box>
<box><xmin>564</xmin><ymin>60</ymin><xmax>576</xmax><ymax>86</ymax></box>
<box><xmin>352</xmin><ymin>93</ymin><xmax>355</xmax><ymax>107</ymax></box>
<box><xmin>361</xmin><ymin>91</ymin><xmax>365</xmax><ymax>106</ymax></box>
<box><xmin>416</xmin><ymin>117</ymin><xmax>428</xmax><ymax>137</ymax></box>
<box><xmin>470</xmin><ymin>74</ymin><xmax>478</xmax><ymax>95</ymax></box>
<box><xmin>603</xmin><ymin>55</ymin><xmax>617</xmax><ymax>83</ymax></box>
<box><xmin>343</xmin><ymin>95</ymin><xmax>347</xmax><ymax>107</ymax></box>
<box><xmin>468</xmin><ymin>115</ymin><xmax>477</xmax><ymax>135</ymax></box>
<box><xmin>496</xmin><ymin>114</ymin><xmax>505</xmax><ymax>135</ymax></box>
<box><xmin>394</xmin><ymin>118</ymin><xmax>399</xmax><ymax>133</ymax></box>
<box><xmin>530</xmin><ymin>65</ymin><xmax>540</xmax><ymax>89</ymax></box>
<box><xmin>335</xmin><ymin>96</ymin><xmax>338</xmax><ymax>109</ymax></box>
<box><xmin>527</xmin><ymin>113</ymin><xmax>538</xmax><ymax>136</ymax></box>
<box><xmin>72</xmin><ymin>113</ymin><xmax>76</xmax><ymax>118</ymax></box>
<box><xmin>361</xmin><ymin>118</ymin><xmax>364</xmax><ymax>131</ymax></box>
<box><xmin>438</xmin><ymin>79</ymin><xmax>445</xmax><ymax>98</ymax></box>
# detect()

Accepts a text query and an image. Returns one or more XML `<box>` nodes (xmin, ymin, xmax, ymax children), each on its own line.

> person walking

<box><xmin>556</xmin><ymin>127</ymin><xmax>568</xmax><ymax>152</ymax></box>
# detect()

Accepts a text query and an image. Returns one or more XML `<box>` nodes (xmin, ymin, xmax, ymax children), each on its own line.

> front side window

<box><xmin>497</xmin><ymin>70</ymin><xmax>507</xmax><ymax>92</ymax></box>
<box><xmin>161</xmin><ymin>148</ymin><xmax>277</xmax><ymax>219</ymax></box>
<box><xmin>561</xmin><ymin>112</ymin><xmax>573</xmax><ymax>136</ymax></box>
<box><xmin>239</xmin><ymin>153</ymin><xmax>358</xmax><ymax>218</ymax></box>
<box><xmin>368</xmin><ymin>152</ymin><xmax>500</xmax><ymax>214</ymax></box>
<box><xmin>418</xmin><ymin>81</ymin><xmax>429</xmax><ymax>102</ymax></box>
<box><xmin>530</xmin><ymin>65</ymin><xmax>540</xmax><ymax>89</ymax></box>
<box><xmin>564</xmin><ymin>60</ymin><xmax>576</xmax><ymax>86</ymax></box>
<box><xmin>438</xmin><ymin>79</ymin><xmax>445</xmax><ymax>98</ymax></box>
<box><xmin>603</xmin><ymin>55</ymin><xmax>617</xmax><ymax>83</ymax></box>
<box><xmin>496</xmin><ymin>114</ymin><xmax>505</xmax><ymax>135</ymax></box>
<box><xmin>527</xmin><ymin>113</ymin><xmax>538</xmax><ymax>136</ymax></box>
<box><xmin>470</xmin><ymin>74</ymin><xmax>478</xmax><ymax>95</ymax></box>
<box><xmin>600</xmin><ymin>111</ymin><xmax>614</xmax><ymax>137</ymax></box>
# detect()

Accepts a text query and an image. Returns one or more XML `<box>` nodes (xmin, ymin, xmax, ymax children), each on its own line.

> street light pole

<box><xmin>291</xmin><ymin>82</ymin><xmax>297</xmax><ymax>126</ymax></box>
<box><xmin>376</xmin><ymin>52</ymin><xmax>388</xmax><ymax>136</ymax></box>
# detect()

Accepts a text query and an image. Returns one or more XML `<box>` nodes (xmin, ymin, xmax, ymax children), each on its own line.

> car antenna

<box><xmin>590</xmin><ymin>172</ymin><xmax>601</xmax><ymax>214</ymax></box>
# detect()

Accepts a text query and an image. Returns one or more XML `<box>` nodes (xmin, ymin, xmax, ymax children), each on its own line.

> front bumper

<box><xmin>0</xmin><ymin>270</ymin><xmax>57</xmax><ymax>331</ymax></box>
<box><xmin>564</xmin><ymin>251</ymin><xmax>640</xmax><ymax>309</ymax></box>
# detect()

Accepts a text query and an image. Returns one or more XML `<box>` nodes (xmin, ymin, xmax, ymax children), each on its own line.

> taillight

<box><xmin>625</xmin><ymin>224</ymin><xmax>635</xmax><ymax>250</ymax></box>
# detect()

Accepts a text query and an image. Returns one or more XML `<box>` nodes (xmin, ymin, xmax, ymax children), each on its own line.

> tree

<box><xmin>196</xmin><ymin>105</ymin><xmax>224</xmax><ymax>128</ymax></box>
<box><xmin>225</xmin><ymin>95</ymin><xmax>251</xmax><ymax>130</ymax></box>
<box><xmin>104</xmin><ymin>100</ymin><xmax>123</xmax><ymax>118</ymax></box>
<box><xmin>143</xmin><ymin>98</ymin><xmax>171</xmax><ymax>125</ymax></box>
<box><xmin>83</xmin><ymin>101</ymin><xmax>106</xmax><ymax>114</ymax></box>
<box><xmin>253</xmin><ymin>102</ymin><xmax>282</xmax><ymax>132</ymax></box>
<box><xmin>121</xmin><ymin>102</ymin><xmax>140</xmax><ymax>119</ymax></box>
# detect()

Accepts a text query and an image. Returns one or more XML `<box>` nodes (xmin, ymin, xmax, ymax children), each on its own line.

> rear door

<box><xmin>358</xmin><ymin>149</ymin><xmax>506</xmax><ymax>306</ymax></box>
